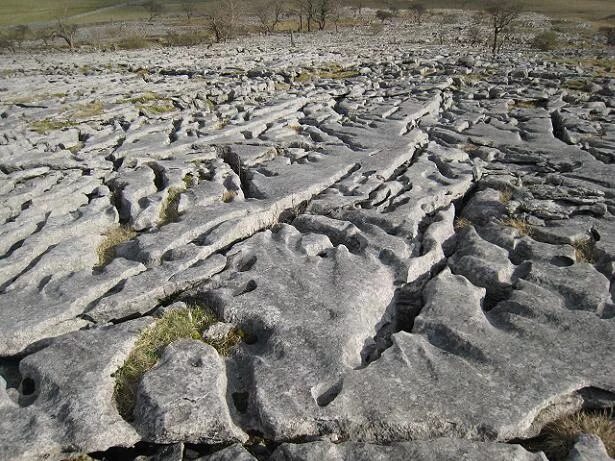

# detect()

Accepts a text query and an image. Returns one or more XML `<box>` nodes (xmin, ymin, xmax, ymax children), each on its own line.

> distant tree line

<box><xmin>1</xmin><ymin>0</ymin><xmax>613</xmax><ymax>52</ymax></box>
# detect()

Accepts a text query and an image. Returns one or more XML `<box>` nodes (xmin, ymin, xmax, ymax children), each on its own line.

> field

<box><xmin>0</xmin><ymin>0</ymin><xmax>613</xmax><ymax>26</ymax></box>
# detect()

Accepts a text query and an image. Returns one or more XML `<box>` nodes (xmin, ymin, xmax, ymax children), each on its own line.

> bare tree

<box><xmin>54</xmin><ymin>20</ymin><xmax>79</xmax><ymax>50</ymax></box>
<box><xmin>254</xmin><ymin>0</ymin><xmax>285</xmax><ymax>34</ymax></box>
<box><xmin>34</xmin><ymin>27</ymin><xmax>55</xmax><ymax>47</ymax></box>
<box><xmin>409</xmin><ymin>3</ymin><xmax>426</xmax><ymax>25</ymax></box>
<box><xmin>375</xmin><ymin>10</ymin><xmax>394</xmax><ymax>23</ymax></box>
<box><xmin>291</xmin><ymin>0</ymin><xmax>304</xmax><ymax>32</ymax></box>
<box><xmin>352</xmin><ymin>0</ymin><xmax>364</xmax><ymax>18</ymax></box>
<box><xmin>143</xmin><ymin>0</ymin><xmax>163</xmax><ymax>22</ymax></box>
<box><xmin>207</xmin><ymin>0</ymin><xmax>241</xmax><ymax>42</ymax></box>
<box><xmin>315</xmin><ymin>0</ymin><xmax>331</xmax><ymax>30</ymax></box>
<box><xmin>13</xmin><ymin>25</ymin><xmax>31</xmax><ymax>48</ymax></box>
<box><xmin>600</xmin><ymin>27</ymin><xmax>615</xmax><ymax>46</ymax></box>
<box><xmin>484</xmin><ymin>0</ymin><xmax>521</xmax><ymax>56</ymax></box>
<box><xmin>181</xmin><ymin>0</ymin><xmax>196</xmax><ymax>22</ymax></box>
<box><xmin>331</xmin><ymin>0</ymin><xmax>344</xmax><ymax>32</ymax></box>
<box><xmin>0</xmin><ymin>32</ymin><xmax>16</xmax><ymax>53</ymax></box>
<box><xmin>51</xmin><ymin>3</ymin><xmax>79</xmax><ymax>51</ymax></box>
<box><xmin>305</xmin><ymin>0</ymin><xmax>316</xmax><ymax>32</ymax></box>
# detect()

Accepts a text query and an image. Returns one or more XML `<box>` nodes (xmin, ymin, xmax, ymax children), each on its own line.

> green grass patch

<box><xmin>29</xmin><ymin>118</ymin><xmax>78</xmax><ymax>134</ymax></box>
<box><xmin>113</xmin><ymin>306</ymin><xmax>217</xmax><ymax>420</ymax></box>
<box><xmin>140</xmin><ymin>102</ymin><xmax>176</xmax><ymax>115</ymax></box>
<box><xmin>119</xmin><ymin>91</ymin><xmax>161</xmax><ymax>105</ymax></box>
<box><xmin>118</xmin><ymin>91</ymin><xmax>176</xmax><ymax>115</ymax></box>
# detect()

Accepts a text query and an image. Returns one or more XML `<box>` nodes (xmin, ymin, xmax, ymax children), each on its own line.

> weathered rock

<box><xmin>326</xmin><ymin>270</ymin><xmax>615</xmax><ymax>443</ymax></box>
<box><xmin>0</xmin><ymin>319</ymin><xmax>152</xmax><ymax>460</ymax></box>
<box><xmin>270</xmin><ymin>439</ymin><xmax>547</xmax><ymax>461</ymax></box>
<box><xmin>199</xmin><ymin>444</ymin><xmax>258</xmax><ymax>461</ymax></box>
<box><xmin>135</xmin><ymin>340</ymin><xmax>248</xmax><ymax>444</ymax></box>
<box><xmin>566</xmin><ymin>434</ymin><xmax>612</xmax><ymax>461</ymax></box>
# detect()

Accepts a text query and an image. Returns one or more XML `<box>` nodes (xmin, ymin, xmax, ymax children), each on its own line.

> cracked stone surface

<box><xmin>1</xmin><ymin>19</ymin><xmax>614</xmax><ymax>461</ymax></box>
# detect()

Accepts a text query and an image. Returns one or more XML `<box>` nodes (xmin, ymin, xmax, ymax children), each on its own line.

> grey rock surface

<box><xmin>1</xmin><ymin>17</ymin><xmax>614</xmax><ymax>461</ymax></box>
<box><xmin>135</xmin><ymin>340</ymin><xmax>248</xmax><ymax>444</ymax></box>
<box><xmin>0</xmin><ymin>318</ymin><xmax>152</xmax><ymax>460</ymax></box>
<box><xmin>566</xmin><ymin>434</ymin><xmax>613</xmax><ymax>461</ymax></box>
<box><xmin>270</xmin><ymin>439</ymin><xmax>548</xmax><ymax>461</ymax></box>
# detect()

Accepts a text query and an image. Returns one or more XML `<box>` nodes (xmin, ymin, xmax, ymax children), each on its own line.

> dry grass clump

<box><xmin>117</xmin><ymin>35</ymin><xmax>150</xmax><ymax>50</ymax></box>
<box><xmin>73</xmin><ymin>100</ymin><xmax>104</xmax><ymax>119</ymax></box>
<box><xmin>563</xmin><ymin>79</ymin><xmax>589</xmax><ymax>92</ymax></box>
<box><xmin>113</xmin><ymin>306</ymin><xmax>217</xmax><ymax>420</ymax></box>
<box><xmin>29</xmin><ymin>118</ymin><xmax>77</xmax><ymax>134</ymax></box>
<box><xmin>222</xmin><ymin>190</ymin><xmax>237</xmax><ymax>203</ymax></box>
<box><xmin>120</xmin><ymin>91</ymin><xmax>160</xmax><ymax>105</ymax></box>
<box><xmin>96</xmin><ymin>226</ymin><xmax>137</xmax><ymax>267</ymax></box>
<box><xmin>531</xmin><ymin>410</ymin><xmax>615</xmax><ymax>460</ymax></box>
<box><xmin>317</xmin><ymin>68</ymin><xmax>360</xmax><ymax>79</ymax></box>
<box><xmin>572</xmin><ymin>238</ymin><xmax>595</xmax><ymax>263</ymax></box>
<box><xmin>454</xmin><ymin>217</ymin><xmax>472</xmax><ymax>231</ymax></box>
<box><xmin>512</xmin><ymin>99</ymin><xmax>541</xmax><ymax>109</ymax></box>
<box><xmin>499</xmin><ymin>187</ymin><xmax>513</xmax><ymax>204</ymax></box>
<box><xmin>206</xmin><ymin>327</ymin><xmax>245</xmax><ymax>356</ymax></box>
<box><xmin>159</xmin><ymin>187</ymin><xmax>184</xmax><ymax>225</ymax></box>
<box><xmin>140</xmin><ymin>102</ymin><xmax>176</xmax><ymax>115</ymax></box>
<box><xmin>501</xmin><ymin>217</ymin><xmax>533</xmax><ymax>236</ymax></box>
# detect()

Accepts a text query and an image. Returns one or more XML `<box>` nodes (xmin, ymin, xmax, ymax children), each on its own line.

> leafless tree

<box><xmin>600</xmin><ymin>27</ymin><xmax>615</xmax><ymax>46</ymax></box>
<box><xmin>143</xmin><ymin>0</ymin><xmax>163</xmax><ymax>22</ymax></box>
<box><xmin>12</xmin><ymin>25</ymin><xmax>30</xmax><ymax>48</ymax></box>
<box><xmin>409</xmin><ymin>3</ymin><xmax>426</xmax><ymax>25</ymax></box>
<box><xmin>51</xmin><ymin>3</ymin><xmax>79</xmax><ymax>51</ymax></box>
<box><xmin>315</xmin><ymin>0</ymin><xmax>331</xmax><ymax>30</ymax></box>
<box><xmin>331</xmin><ymin>0</ymin><xmax>344</xmax><ymax>32</ymax></box>
<box><xmin>181</xmin><ymin>0</ymin><xmax>196</xmax><ymax>22</ymax></box>
<box><xmin>254</xmin><ymin>0</ymin><xmax>285</xmax><ymax>34</ymax></box>
<box><xmin>376</xmin><ymin>10</ymin><xmax>394</xmax><ymax>23</ymax></box>
<box><xmin>208</xmin><ymin>0</ymin><xmax>241</xmax><ymax>42</ymax></box>
<box><xmin>484</xmin><ymin>0</ymin><xmax>521</xmax><ymax>56</ymax></box>
<box><xmin>34</xmin><ymin>27</ymin><xmax>55</xmax><ymax>47</ymax></box>
<box><xmin>0</xmin><ymin>33</ymin><xmax>16</xmax><ymax>53</ymax></box>
<box><xmin>351</xmin><ymin>0</ymin><xmax>364</xmax><ymax>18</ymax></box>
<box><xmin>54</xmin><ymin>20</ymin><xmax>79</xmax><ymax>50</ymax></box>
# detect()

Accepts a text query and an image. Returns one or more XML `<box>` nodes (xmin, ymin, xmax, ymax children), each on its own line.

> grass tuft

<box><xmin>454</xmin><ymin>217</ymin><xmax>472</xmax><ymax>231</ymax></box>
<box><xmin>159</xmin><ymin>187</ymin><xmax>184</xmax><ymax>225</ymax></box>
<box><xmin>96</xmin><ymin>226</ymin><xmax>137</xmax><ymax>268</ymax></box>
<box><xmin>222</xmin><ymin>190</ymin><xmax>237</xmax><ymax>203</ymax></box>
<box><xmin>113</xmin><ymin>306</ymin><xmax>217</xmax><ymax>420</ymax></box>
<box><xmin>139</xmin><ymin>102</ymin><xmax>176</xmax><ymax>115</ymax></box>
<box><xmin>206</xmin><ymin>327</ymin><xmax>245</xmax><ymax>356</ymax></box>
<box><xmin>572</xmin><ymin>238</ymin><xmax>595</xmax><ymax>263</ymax></box>
<box><xmin>29</xmin><ymin>118</ymin><xmax>77</xmax><ymax>134</ymax></box>
<box><xmin>501</xmin><ymin>217</ymin><xmax>533</xmax><ymax>236</ymax></box>
<box><xmin>499</xmin><ymin>187</ymin><xmax>513</xmax><ymax>204</ymax></box>
<box><xmin>73</xmin><ymin>100</ymin><xmax>104</xmax><ymax>119</ymax></box>
<box><xmin>529</xmin><ymin>410</ymin><xmax>615</xmax><ymax>460</ymax></box>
